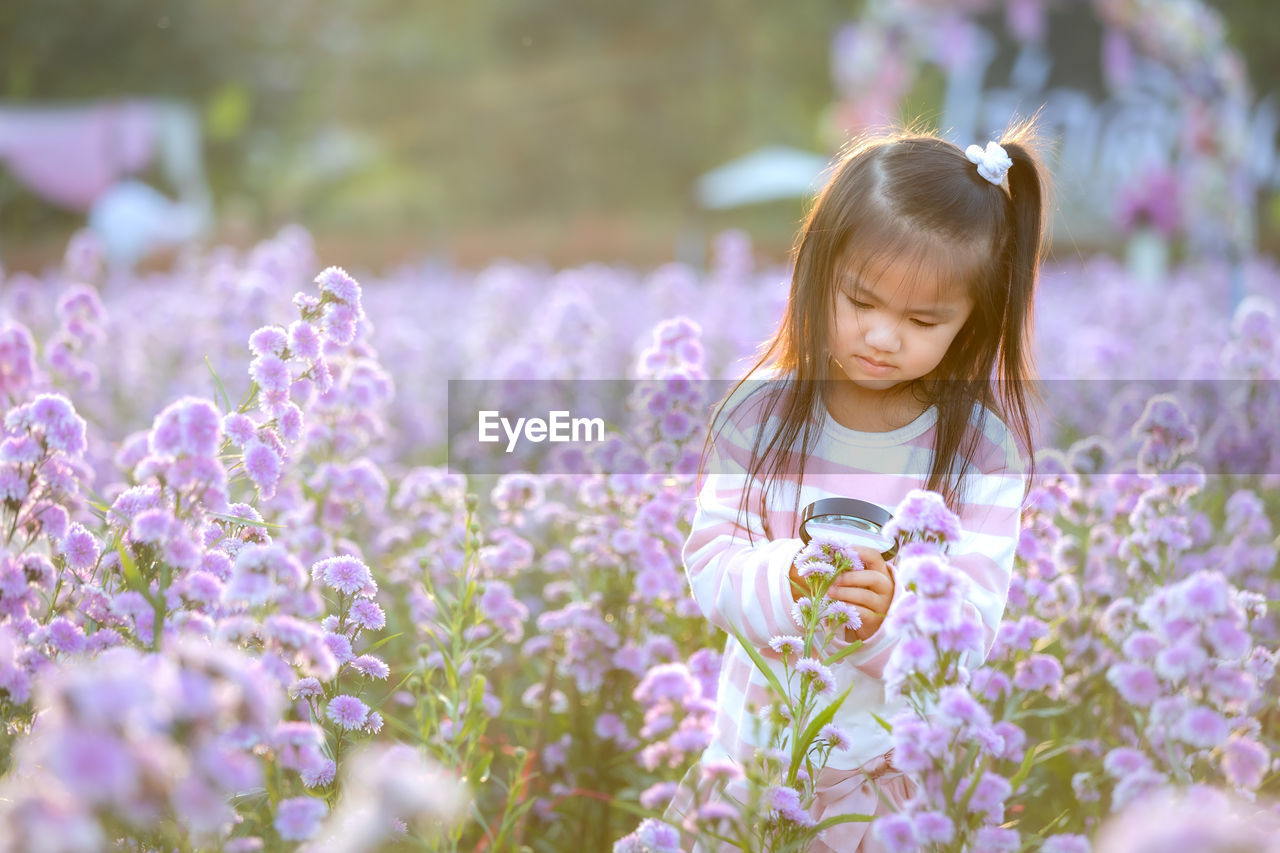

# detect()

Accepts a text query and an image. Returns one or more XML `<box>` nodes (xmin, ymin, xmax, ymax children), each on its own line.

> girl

<box><xmin>670</xmin><ymin>123</ymin><xmax>1046</xmax><ymax>851</ymax></box>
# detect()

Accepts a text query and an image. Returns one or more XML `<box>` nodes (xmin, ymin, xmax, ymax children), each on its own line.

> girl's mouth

<box><xmin>855</xmin><ymin>355</ymin><xmax>895</xmax><ymax>374</ymax></box>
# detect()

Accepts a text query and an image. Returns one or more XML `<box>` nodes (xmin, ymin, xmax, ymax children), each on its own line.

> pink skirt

<box><xmin>663</xmin><ymin>751</ymin><xmax>916</xmax><ymax>852</ymax></box>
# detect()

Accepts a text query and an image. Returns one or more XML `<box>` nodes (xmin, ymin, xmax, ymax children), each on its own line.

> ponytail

<box><xmin>994</xmin><ymin>123</ymin><xmax>1049</xmax><ymax>491</ymax></box>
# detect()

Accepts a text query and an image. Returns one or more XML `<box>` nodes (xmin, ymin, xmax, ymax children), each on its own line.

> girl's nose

<box><xmin>864</xmin><ymin>321</ymin><xmax>900</xmax><ymax>353</ymax></box>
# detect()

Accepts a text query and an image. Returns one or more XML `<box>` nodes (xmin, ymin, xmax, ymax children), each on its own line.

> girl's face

<box><xmin>827</xmin><ymin>253</ymin><xmax>974</xmax><ymax>393</ymax></box>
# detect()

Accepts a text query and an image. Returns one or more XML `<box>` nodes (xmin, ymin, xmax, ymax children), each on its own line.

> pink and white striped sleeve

<box><xmin>681</xmin><ymin>417</ymin><xmax>805</xmax><ymax>650</ymax></box>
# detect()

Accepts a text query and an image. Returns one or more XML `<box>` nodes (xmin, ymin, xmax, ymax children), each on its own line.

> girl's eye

<box><xmin>910</xmin><ymin>319</ymin><xmax>937</xmax><ymax>328</ymax></box>
<box><xmin>847</xmin><ymin>296</ymin><xmax>873</xmax><ymax>310</ymax></box>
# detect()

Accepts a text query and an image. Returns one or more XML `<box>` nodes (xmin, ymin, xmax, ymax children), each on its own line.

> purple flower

<box><xmin>274</xmin><ymin>796</ymin><xmax>328</xmax><ymax>841</ymax></box>
<box><xmin>1179</xmin><ymin>705</ymin><xmax>1229</xmax><ymax>748</ymax></box>
<box><xmin>1107</xmin><ymin>663</ymin><xmax>1161</xmax><ymax>706</ymax></box>
<box><xmin>1103</xmin><ymin>747</ymin><xmax>1151</xmax><ymax>779</ymax></box>
<box><xmin>966</xmin><ymin>771</ymin><xmax>1012</xmax><ymax>818</ymax></box>
<box><xmin>0</xmin><ymin>465</ymin><xmax>29</xmax><ymax>503</ymax></box>
<box><xmin>149</xmin><ymin>396</ymin><xmax>222</xmax><ymax>459</ymax></box>
<box><xmin>937</xmin><ymin>685</ymin><xmax>991</xmax><ymax>729</ymax></box>
<box><xmin>898</xmin><ymin>554</ymin><xmax>960</xmax><ymax>596</ymax></box>
<box><xmin>973</xmin><ymin>825</ymin><xmax>1020</xmax><ymax>852</ymax></box>
<box><xmin>47</xmin><ymin>617</ymin><xmax>87</xmax><ymax>654</ymax></box>
<box><xmin>794</xmin><ymin>658</ymin><xmax>835</xmax><ymax>696</ymax></box>
<box><xmin>250</xmin><ymin>354</ymin><xmax>291</xmax><ymax>393</ymax></box>
<box><xmin>130</xmin><ymin>507</ymin><xmax>173</xmax><ymax>544</ymax></box>
<box><xmin>348</xmin><ymin>598</ymin><xmax>386</xmax><ymax>630</ymax></box>
<box><xmin>289</xmin><ymin>320</ymin><xmax>322</xmax><ymax>361</ymax></box>
<box><xmin>49</xmin><ymin>729</ymin><xmax>138</xmax><ymax>802</ymax></box>
<box><xmin>794</xmin><ymin>538</ymin><xmax>862</xmax><ymax>576</ymax></box>
<box><xmin>1</xmin><ymin>434</ymin><xmax>42</xmax><ymax>465</ymax></box>
<box><xmin>615</xmin><ymin>819</ymin><xmax>681</xmax><ymax>853</ymax></box>
<box><xmin>1153</xmin><ymin>641</ymin><xmax>1208</xmax><ymax>683</ymax></box>
<box><xmin>223</xmin><ymin>413</ymin><xmax>256</xmax><ymax>446</ymax></box>
<box><xmin>819</xmin><ymin>724</ymin><xmax>851</xmax><ymax>750</ymax></box>
<box><xmin>242</xmin><ymin>439</ymin><xmax>283</xmax><ymax>498</ymax></box>
<box><xmin>1121</xmin><ymin>630</ymin><xmax>1162</xmax><ymax>660</ymax></box>
<box><xmin>1221</xmin><ymin>735</ymin><xmax>1269</xmax><ymax>789</ymax></box>
<box><xmin>768</xmin><ymin>635</ymin><xmax>804</xmax><ymax>658</ymax></box>
<box><xmin>1013</xmin><ymin>654</ymin><xmax>1064</xmax><ymax>693</ymax></box>
<box><xmin>913</xmin><ymin>810</ymin><xmax>955</xmax><ymax>844</ymax></box>
<box><xmin>1132</xmin><ymin>394</ymin><xmax>1195</xmax><ymax>447</ymax></box>
<box><xmin>637</xmin><ymin>781</ymin><xmax>677</xmax><ymax>811</ymax></box>
<box><xmin>992</xmin><ymin>720</ymin><xmax>1026</xmax><ymax>762</ymax></box>
<box><xmin>0</xmin><ymin>324</ymin><xmax>37</xmax><ymax>397</ymax></box>
<box><xmin>324</xmin><ymin>632</ymin><xmax>354</xmax><ymax>664</ymax></box>
<box><xmin>275</xmin><ymin>402</ymin><xmax>304</xmax><ymax>444</ymax></box>
<box><xmin>300</xmin><ymin>756</ymin><xmax>337</xmax><ymax>788</ymax></box>
<box><xmin>315</xmin><ymin>266</ymin><xmax>362</xmax><ymax>307</ymax></box>
<box><xmin>701</xmin><ymin>759</ymin><xmax>744</xmax><ymax>783</ymax></box>
<box><xmin>767</xmin><ymin>785</ymin><xmax>813</xmax><ymax>826</ymax></box>
<box><xmin>1042</xmin><ymin>834</ymin><xmax>1091</xmax><ymax>853</ymax></box>
<box><xmin>970</xmin><ymin>668</ymin><xmax>1011</xmax><ymax>702</ymax></box>
<box><xmin>249</xmin><ymin>326</ymin><xmax>289</xmax><ymax>358</ymax></box>
<box><xmin>326</xmin><ymin>694</ymin><xmax>370</xmax><ymax>730</ymax></box>
<box><xmin>1204</xmin><ymin>617</ymin><xmax>1250</xmax><ymax>661</ymax></box>
<box><xmin>351</xmin><ymin>655</ymin><xmax>390</xmax><ymax>680</ymax></box>
<box><xmin>290</xmin><ymin>677</ymin><xmax>324</xmax><ymax>700</ymax></box>
<box><xmin>26</xmin><ymin>394</ymin><xmax>88</xmax><ymax>456</ymax></box>
<box><xmin>314</xmin><ymin>555</ymin><xmax>374</xmax><ymax>596</ymax></box>
<box><xmin>871</xmin><ymin>812</ymin><xmax>917</xmax><ymax>853</ymax></box>
<box><xmin>479</xmin><ymin>580</ymin><xmax>529</xmax><ymax>641</ymax></box>
<box><xmin>887</xmin><ymin>489</ymin><xmax>962</xmax><ymax>543</ymax></box>
<box><xmin>61</xmin><ymin>523</ymin><xmax>99</xmax><ymax>571</ymax></box>
<box><xmin>634</xmin><ymin>663</ymin><xmax>699</xmax><ymax>706</ymax></box>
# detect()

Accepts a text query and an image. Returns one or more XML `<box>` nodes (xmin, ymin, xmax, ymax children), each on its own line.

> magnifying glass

<box><xmin>799</xmin><ymin>497</ymin><xmax>897</xmax><ymax>560</ymax></box>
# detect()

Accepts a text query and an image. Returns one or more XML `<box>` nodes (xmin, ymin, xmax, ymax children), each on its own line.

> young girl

<box><xmin>671</xmin><ymin>124</ymin><xmax>1046</xmax><ymax>851</ymax></box>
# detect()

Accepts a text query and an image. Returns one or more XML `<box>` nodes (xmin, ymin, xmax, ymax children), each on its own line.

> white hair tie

<box><xmin>965</xmin><ymin>141</ymin><xmax>1012</xmax><ymax>186</ymax></box>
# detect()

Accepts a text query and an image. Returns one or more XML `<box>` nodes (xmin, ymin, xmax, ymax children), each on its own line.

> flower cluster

<box><xmin>0</xmin><ymin>638</ymin><xmax>284</xmax><ymax>849</ymax></box>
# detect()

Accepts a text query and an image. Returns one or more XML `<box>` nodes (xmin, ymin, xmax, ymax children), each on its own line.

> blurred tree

<box><xmin>0</xmin><ymin>0</ymin><xmax>1273</xmax><ymax>265</ymax></box>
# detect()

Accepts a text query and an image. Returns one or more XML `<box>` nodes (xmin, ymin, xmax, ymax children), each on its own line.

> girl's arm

<box><xmin>681</xmin><ymin>415</ymin><xmax>806</xmax><ymax>649</ymax></box>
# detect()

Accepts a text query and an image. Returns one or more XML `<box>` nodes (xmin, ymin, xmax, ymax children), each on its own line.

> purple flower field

<box><xmin>0</xmin><ymin>223</ymin><xmax>1277</xmax><ymax>852</ymax></box>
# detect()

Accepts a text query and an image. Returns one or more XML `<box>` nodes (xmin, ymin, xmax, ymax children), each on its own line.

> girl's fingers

<box><xmin>849</xmin><ymin>606</ymin><xmax>884</xmax><ymax>640</ymax></box>
<box><xmin>852</xmin><ymin>546</ymin><xmax>887</xmax><ymax>574</ymax></box>
<box><xmin>826</xmin><ymin>586</ymin><xmax>889</xmax><ymax>612</ymax></box>
<box><xmin>833</xmin><ymin>570</ymin><xmax>892</xmax><ymax>595</ymax></box>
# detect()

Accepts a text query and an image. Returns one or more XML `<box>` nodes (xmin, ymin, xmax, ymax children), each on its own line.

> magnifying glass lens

<box><xmin>798</xmin><ymin>498</ymin><xmax>897</xmax><ymax>559</ymax></box>
<box><xmin>805</xmin><ymin>517</ymin><xmax>894</xmax><ymax>552</ymax></box>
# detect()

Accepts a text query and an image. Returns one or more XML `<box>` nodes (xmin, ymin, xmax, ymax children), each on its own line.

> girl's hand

<box><xmin>825</xmin><ymin>547</ymin><xmax>895</xmax><ymax>642</ymax></box>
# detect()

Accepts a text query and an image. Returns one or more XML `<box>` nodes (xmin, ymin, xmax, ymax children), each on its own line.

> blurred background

<box><xmin>0</xmin><ymin>0</ymin><xmax>1277</xmax><ymax>275</ymax></box>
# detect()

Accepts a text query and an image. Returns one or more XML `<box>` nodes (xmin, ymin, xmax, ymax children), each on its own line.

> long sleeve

<box><xmin>681</xmin><ymin>415</ymin><xmax>805</xmax><ymax>650</ymax></box>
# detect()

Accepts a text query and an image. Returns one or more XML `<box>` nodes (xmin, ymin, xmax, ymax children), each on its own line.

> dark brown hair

<box><xmin>700</xmin><ymin>120</ymin><xmax>1047</xmax><ymax>539</ymax></box>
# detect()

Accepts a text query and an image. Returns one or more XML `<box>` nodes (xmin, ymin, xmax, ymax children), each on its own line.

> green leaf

<box><xmin>207</xmin><ymin>511</ymin><xmax>285</xmax><ymax>529</ymax></box>
<box><xmin>788</xmin><ymin>683</ymin><xmax>855</xmax><ymax>782</ymax></box>
<box><xmin>810</xmin><ymin>811</ymin><xmax>874</xmax><ymax>832</ymax></box>
<box><xmin>1009</xmin><ymin>740</ymin><xmax>1077</xmax><ymax>792</ymax></box>
<box><xmin>870</xmin><ymin>712</ymin><xmax>893</xmax><ymax>734</ymax></box>
<box><xmin>822</xmin><ymin>637</ymin><xmax>865</xmax><ymax>666</ymax></box>
<box><xmin>1012</xmin><ymin>705</ymin><xmax>1075</xmax><ymax>719</ymax></box>
<box><xmin>116</xmin><ymin>542</ymin><xmax>153</xmax><ymax>605</ymax></box>
<box><xmin>473</xmin><ymin>750</ymin><xmax>494</xmax><ymax>785</ymax></box>
<box><xmin>382</xmin><ymin>713</ymin><xmax>418</xmax><ymax>740</ymax></box>
<box><xmin>361</xmin><ymin>631</ymin><xmax>404</xmax><ymax>654</ymax></box>
<box><xmin>727</xmin><ymin>624</ymin><xmax>790</xmax><ymax>709</ymax></box>
<box><xmin>204</xmin><ymin>355</ymin><xmax>232</xmax><ymax>414</ymax></box>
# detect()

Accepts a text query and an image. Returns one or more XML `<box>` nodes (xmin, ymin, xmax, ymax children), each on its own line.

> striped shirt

<box><xmin>682</xmin><ymin>381</ymin><xmax>1026</xmax><ymax>771</ymax></box>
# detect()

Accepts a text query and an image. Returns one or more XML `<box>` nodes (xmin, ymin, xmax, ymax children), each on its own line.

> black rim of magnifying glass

<box><xmin>799</xmin><ymin>497</ymin><xmax>898</xmax><ymax>559</ymax></box>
